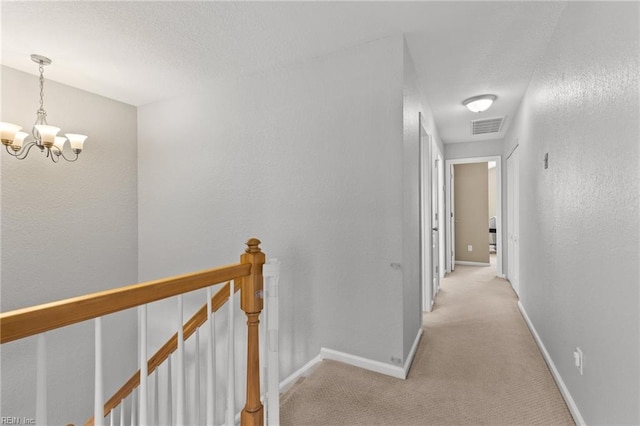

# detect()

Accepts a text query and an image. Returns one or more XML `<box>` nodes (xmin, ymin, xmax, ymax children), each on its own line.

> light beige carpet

<box><xmin>280</xmin><ymin>264</ymin><xmax>574</xmax><ymax>425</ymax></box>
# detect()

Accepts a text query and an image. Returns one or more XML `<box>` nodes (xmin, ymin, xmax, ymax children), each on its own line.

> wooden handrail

<box><xmin>83</xmin><ymin>281</ymin><xmax>240</xmax><ymax>425</ymax></box>
<box><xmin>0</xmin><ymin>262</ymin><xmax>251</xmax><ymax>344</ymax></box>
<box><xmin>1</xmin><ymin>238</ymin><xmax>266</xmax><ymax>426</ymax></box>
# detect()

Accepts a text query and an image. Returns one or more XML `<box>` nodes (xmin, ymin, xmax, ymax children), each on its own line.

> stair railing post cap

<box><xmin>245</xmin><ymin>238</ymin><xmax>262</xmax><ymax>253</ymax></box>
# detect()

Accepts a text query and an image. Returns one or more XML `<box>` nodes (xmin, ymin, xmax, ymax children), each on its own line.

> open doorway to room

<box><xmin>445</xmin><ymin>156</ymin><xmax>503</xmax><ymax>277</ymax></box>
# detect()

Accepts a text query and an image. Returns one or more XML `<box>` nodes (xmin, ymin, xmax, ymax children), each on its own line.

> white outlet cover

<box><xmin>467</xmin><ymin>245</ymin><xmax>473</xmax><ymax>251</ymax></box>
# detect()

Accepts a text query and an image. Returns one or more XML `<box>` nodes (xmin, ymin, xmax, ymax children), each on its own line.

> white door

<box><xmin>419</xmin><ymin>116</ymin><xmax>432</xmax><ymax>311</ymax></box>
<box><xmin>438</xmin><ymin>154</ymin><xmax>446</xmax><ymax>279</ymax></box>
<box><xmin>431</xmin><ymin>147</ymin><xmax>441</xmax><ymax>300</ymax></box>
<box><xmin>507</xmin><ymin>147</ymin><xmax>520</xmax><ymax>295</ymax></box>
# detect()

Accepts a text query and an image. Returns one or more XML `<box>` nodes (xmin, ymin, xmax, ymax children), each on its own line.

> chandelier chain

<box><xmin>38</xmin><ymin>64</ymin><xmax>45</xmax><ymax>112</ymax></box>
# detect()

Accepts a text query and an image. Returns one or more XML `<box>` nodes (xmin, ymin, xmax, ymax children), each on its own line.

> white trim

<box><xmin>518</xmin><ymin>302</ymin><xmax>586</xmax><ymax>426</ymax></box>
<box><xmin>277</xmin><ymin>329</ymin><xmax>424</xmax><ymax>397</ymax></box>
<box><xmin>320</xmin><ymin>329</ymin><xmax>423</xmax><ymax>380</ymax></box>
<box><xmin>403</xmin><ymin>329</ymin><xmax>423</xmax><ymax>377</ymax></box>
<box><xmin>455</xmin><ymin>260</ymin><xmax>490</xmax><ymax>266</ymax></box>
<box><xmin>320</xmin><ymin>348</ymin><xmax>405</xmax><ymax>380</ymax></box>
<box><xmin>278</xmin><ymin>354</ymin><xmax>322</xmax><ymax>394</ymax></box>
<box><xmin>445</xmin><ymin>155</ymin><xmax>503</xmax><ymax>277</ymax></box>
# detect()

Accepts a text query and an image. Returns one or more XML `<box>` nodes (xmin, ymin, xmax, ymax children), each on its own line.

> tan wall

<box><xmin>454</xmin><ymin>163</ymin><xmax>489</xmax><ymax>263</ymax></box>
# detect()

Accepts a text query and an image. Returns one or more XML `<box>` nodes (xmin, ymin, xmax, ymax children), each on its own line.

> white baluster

<box><xmin>265</xmin><ymin>260</ymin><xmax>281</xmax><ymax>426</ymax></box>
<box><xmin>194</xmin><ymin>328</ymin><xmax>201</xmax><ymax>426</ymax></box>
<box><xmin>109</xmin><ymin>409</ymin><xmax>114</xmax><ymax>426</ymax></box>
<box><xmin>119</xmin><ymin>399</ymin><xmax>125</xmax><ymax>426</ymax></box>
<box><xmin>152</xmin><ymin>369</ymin><xmax>159</xmax><ymax>426</ymax></box>
<box><xmin>177</xmin><ymin>295</ymin><xmax>186</xmax><ymax>425</ymax></box>
<box><xmin>131</xmin><ymin>389</ymin><xmax>137</xmax><ymax>426</ymax></box>
<box><xmin>139</xmin><ymin>306</ymin><xmax>148</xmax><ymax>425</ymax></box>
<box><xmin>95</xmin><ymin>318</ymin><xmax>104</xmax><ymax>426</ymax></box>
<box><xmin>206</xmin><ymin>287</ymin><xmax>216</xmax><ymax>426</ymax></box>
<box><xmin>166</xmin><ymin>356</ymin><xmax>173</xmax><ymax>425</ymax></box>
<box><xmin>226</xmin><ymin>281</ymin><xmax>235</xmax><ymax>426</ymax></box>
<box><xmin>36</xmin><ymin>333</ymin><xmax>47</xmax><ymax>426</ymax></box>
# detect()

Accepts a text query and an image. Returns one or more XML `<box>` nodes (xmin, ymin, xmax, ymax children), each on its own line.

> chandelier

<box><xmin>0</xmin><ymin>54</ymin><xmax>88</xmax><ymax>162</ymax></box>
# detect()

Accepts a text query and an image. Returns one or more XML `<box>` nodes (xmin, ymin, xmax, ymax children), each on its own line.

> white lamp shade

<box><xmin>35</xmin><ymin>125</ymin><xmax>61</xmax><ymax>144</ymax></box>
<box><xmin>12</xmin><ymin>131</ymin><xmax>29</xmax><ymax>149</ymax></box>
<box><xmin>462</xmin><ymin>94</ymin><xmax>497</xmax><ymax>113</ymax></box>
<box><xmin>465</xmin><ymin>99</ymin><xmax>494</xmax><ymax>113</ymax></box>
<box><xmin>53</xmin><ymin>136</ymin><xmax>67</xmax><ymax>151</ymax></box>
<box><xmin>0</xmin><ymin>122</ymin><xmax>22</xmax><ymax>141</ymax></box>
<box><xmin>65</xmin><ymin>133</ymin><xmax>88</xmax><ymax>150</ymax></box>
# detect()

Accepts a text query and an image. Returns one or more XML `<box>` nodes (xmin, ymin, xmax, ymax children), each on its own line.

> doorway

<box><xmin>445</xmin><ymin>156</ymin><xmax>503</xmax><ymax>277</ymax></box>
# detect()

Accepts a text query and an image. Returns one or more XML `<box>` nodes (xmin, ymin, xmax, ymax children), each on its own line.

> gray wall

<box><xmin>402</xmin><ymin>39</ymin><xmax>444</xmax><ymax>359</ymax></box>
<box><xmin>503</xmin><ymin>2</ymin><xmax>639</xmax><ymax>423</ymax></box>
<box><xmin>0</xmin><ymin>66</ymin><xmax>138</xmax><ymax>425</ymax></box>
<box><xmin>138</xmin><ymin>36</ymin><xmax>409</xmax><ymax>382</ymax></box>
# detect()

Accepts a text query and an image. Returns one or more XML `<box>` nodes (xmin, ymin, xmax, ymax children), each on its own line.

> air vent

<box><xmin>471</xmin><ymin>116</ymin><xmax>505</xmax><ymax>135</ymax></box>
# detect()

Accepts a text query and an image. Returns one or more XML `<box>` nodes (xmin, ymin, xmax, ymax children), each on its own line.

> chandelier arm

<box><xmin>5</xmin><ymin>141</ymin><xmax>40</xmax><ymax>160</ymax></box>
<box><xmin>56</xmin><ymin>150</ymin><xmax>80</xmax><ymax>163</ymax></box>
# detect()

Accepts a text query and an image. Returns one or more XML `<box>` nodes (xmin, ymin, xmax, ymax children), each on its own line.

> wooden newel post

<box><xmin>240</xmin><ymin>238</ymin><xmax>265</xmax><ymax>426</ymax></box>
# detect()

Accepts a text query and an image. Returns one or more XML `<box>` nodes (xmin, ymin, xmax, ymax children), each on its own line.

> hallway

<box><xmin>280</xmin><ymin>264</ymin><xmax>574</xmax><ymax>425</ymax></box>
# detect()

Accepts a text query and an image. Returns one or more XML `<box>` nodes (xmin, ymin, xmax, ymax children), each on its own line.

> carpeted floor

<box><xmin>280</xmin><ymin>263</ymin><xmax>575</xmax><ymax>425</ymax></box>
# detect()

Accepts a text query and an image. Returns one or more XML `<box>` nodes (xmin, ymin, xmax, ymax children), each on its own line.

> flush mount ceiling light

<box><xmin>1</xmin><ymin>54</ymin><xmax>88</xmax><ymax>162</ymax></box>
<box><xmin>462</xmin><ymin>94</ymin><xmax>497</xmax><ymax>113</ymax></box>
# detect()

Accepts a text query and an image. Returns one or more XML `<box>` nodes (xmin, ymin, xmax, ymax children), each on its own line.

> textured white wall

<box><xmin>138</xmin><ymin>36</ymin><xmax>407</xmax><ymax>381</ymax></box>
<box><xmin>0</xmin><ymin>67</ymin><xmax>138</xmax><ymax>424</ymax></box>
<box><xmin>444</xmin><ymin>139</ymin><xmax>504</xmax><ymax>160</ymax></box>
<box><xmin>402</xmin><ymin>40</ymin><xmax>444</xmax><ymax>359</ymax></box>
<box><xmin>504</xmin><ymin>3</ymin><xmax>639</xmax><ymax>423</ymax></box>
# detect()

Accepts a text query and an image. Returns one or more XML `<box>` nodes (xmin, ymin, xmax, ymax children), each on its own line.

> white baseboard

<box><xmin>517</xmin><ymin>301</ymin><xmax>586</xmax><ymax>426</ymax></box>
<box><xmin>403</xmin><ymin>328</ymin><xmax>423</xmax><ymax>377</ymax></box>
<box><xmin>279</xmin><ymin>354</ymin><xmax>322</xmax><ymax>394</ymax></box>
<box><xmin>321</xmin><ymin>329</ymin><xmax>423</xmax><ymax>380</ymax></box>
<box><xmin>278</xmin><ymin>329</ymin><xmax>424</xmax><ymax>397</ymax></box>
<box><xmin>320</xmin><ymin>347</ymin><xmax>405</xmax><ymax>379</ymax></box>
<box><xmin>455</xmin><ymin>260</ymin><xmax>491</xmax><ymax>266</ymax></box>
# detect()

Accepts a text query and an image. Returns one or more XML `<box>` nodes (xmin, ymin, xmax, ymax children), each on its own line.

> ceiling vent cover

<box><xmin>471</xmin><ymin>116</ymin><xmax>505</xmax><ymax>135</ymax></box>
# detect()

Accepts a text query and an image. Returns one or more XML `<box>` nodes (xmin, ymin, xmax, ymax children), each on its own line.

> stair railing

<box><xmin>0</xmin><ymin>238</ymin><xmax>278</xmax><ymax>426</ymax></box>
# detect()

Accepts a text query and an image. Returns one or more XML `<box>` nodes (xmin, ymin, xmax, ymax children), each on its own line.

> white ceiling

<box><xmin>1</xmin><ymin>1</ymin><xmax>567</xmax><ymax>144</ymax></box>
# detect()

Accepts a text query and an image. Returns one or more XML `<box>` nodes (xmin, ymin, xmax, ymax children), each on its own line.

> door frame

<box><xmin>507</xmin><ymin>144</ymin><xmax>520</xmax><ymax>294</ymax></box>
<box><xmin>431</xmin><ymin>142</ymin><xmax>443</xmax><ymax>302</ymax></box>
<box><xmin>445</xmin><ymin>155</ymin><xmax>503</xmax><ymax>277</ymax></box>
<box><xmin>419</xmin><ymin>114</ymin><xmax>432</xmax><ymax>312</ymax></box>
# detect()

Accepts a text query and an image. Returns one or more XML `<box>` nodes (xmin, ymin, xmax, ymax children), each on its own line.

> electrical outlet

<box><xmin>467</xmin><ymin>245</ymin><xmax>473</xmax><ymax>252</ymax></box>
<box><xmin>573</xmin><ymin>347</ymin><xmax>583</xmax><ymax>375</ymax></box>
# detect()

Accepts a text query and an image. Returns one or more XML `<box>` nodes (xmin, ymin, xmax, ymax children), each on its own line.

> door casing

<box><xmin>445</xmin><ymin>156</ymin><xmax>503</xmax><ymax>277</ymax></box>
